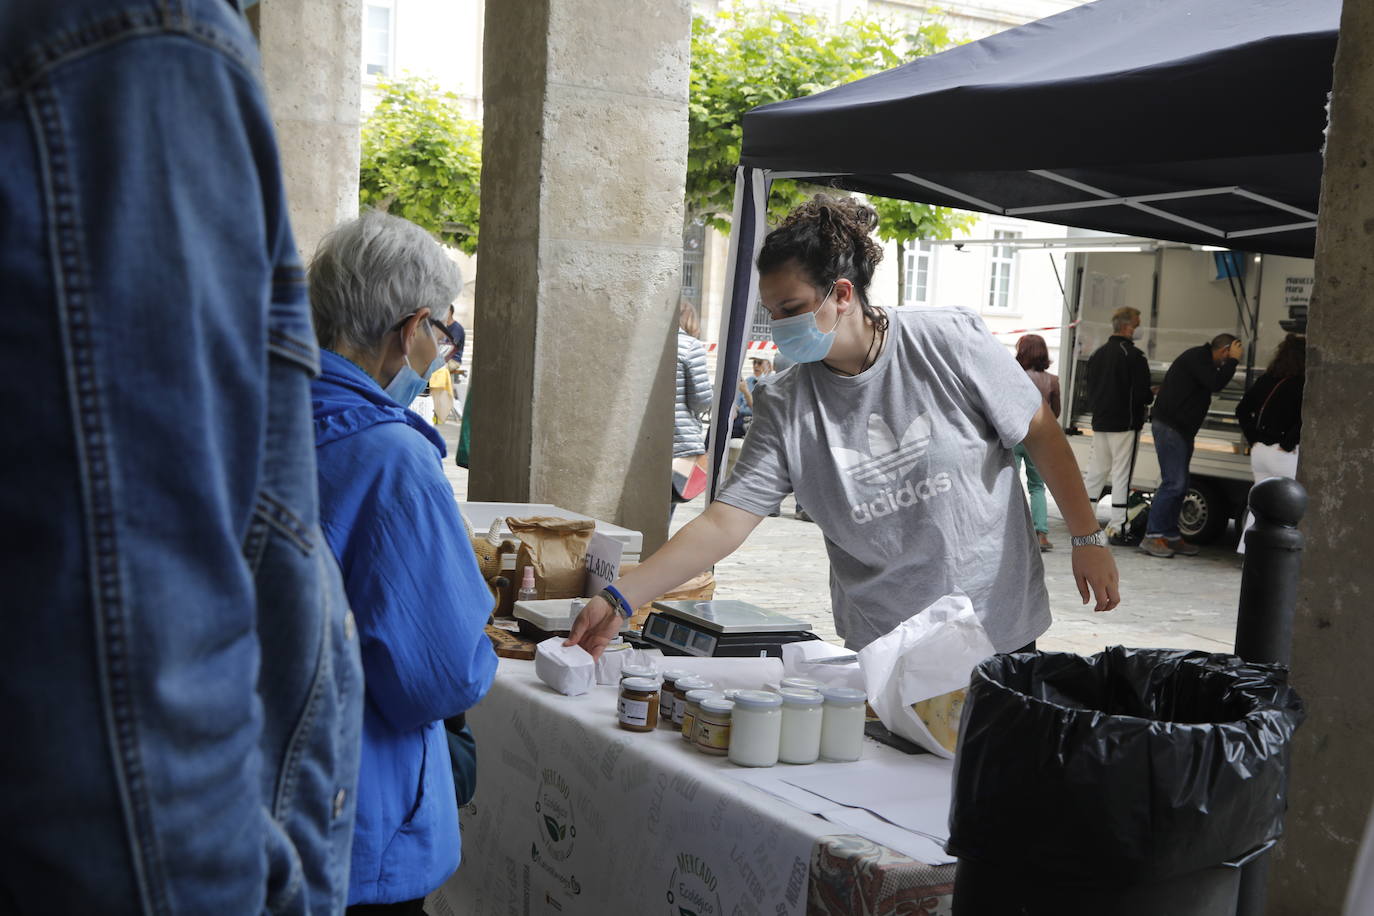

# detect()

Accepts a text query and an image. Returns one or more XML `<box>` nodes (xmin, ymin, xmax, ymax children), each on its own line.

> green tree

<box><xmin>359</xmin><ymin>76</ymin><xmax>482</xmax><ymax>254</ymax></box>
<box><xmin>689</xmin><ymin>2</ymin><xmax>972</xmax><ymax>266</ymax></box>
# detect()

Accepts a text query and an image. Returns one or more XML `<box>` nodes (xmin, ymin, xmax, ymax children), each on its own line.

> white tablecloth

<box><xmin>429</xmin><ymin>659</ymin><xmax>823</xmax><ymax>915</ymax></box>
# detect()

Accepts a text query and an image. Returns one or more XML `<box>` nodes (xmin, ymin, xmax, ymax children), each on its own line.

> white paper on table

<box><xmin>660</xmin><ymin>655</ymin><xmax>784</xmax><ymax>690</ymax></box>
<box><xmin>819</xmin><ymin>807</ymin><xmax>955</xmax><ymax>866</ymax></box>
<box><xmin>858</xmin><ymin>593</ymin><xmax>996</xmax><ymax>758</ymax></box>
<box><xmin>781</xmin><ymin>640</ymin><xmax>854</xmax><ymax>674</ymax></box>
<box><xmin>777</xmin><ymin>754</ymin><xmax>955</xmax><ymax>843</ymax></box>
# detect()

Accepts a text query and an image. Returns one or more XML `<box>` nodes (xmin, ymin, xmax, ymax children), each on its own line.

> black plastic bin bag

<box><xmin>948</xmin><ymin>647</ymin><xmax>1304</xmax><ymax>888</ymax></box>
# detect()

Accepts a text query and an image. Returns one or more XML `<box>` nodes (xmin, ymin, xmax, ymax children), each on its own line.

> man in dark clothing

<box><xmin>1141</xmin><ymin>333</ymin><xmax>1243</xmax><ymax>558</ymax></box>
<box><xmin>1083</xmin><ymin>307</ymin><xmax>1154</xmax><ymax>543</ymax></box>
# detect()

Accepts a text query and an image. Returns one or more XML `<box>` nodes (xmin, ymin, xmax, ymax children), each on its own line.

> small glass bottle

<box><xmin>778</xmin><ymin>688</ymin><xmax>824</xmax><ymax>764</ymax></box>
<box><xmin>517</xmin><ymin>566</ymin><xmax>538</xmax><ymax>602</ymax></box>
<box><xmin>728</xmin><ymin>690</ymin><xmax>783</xmax><ymax>768</ymax></box>
<box><xmin>694</xmin><ymin>697</ymin><xmax>735</xmax><ymax>755</ymax></box>
<box><xmin>659</xmin><ymin>670</ymin><xmax>692</xmax><ymax>729</ymax></box>
<box><xmin>671</xmin><ymin>677</ymin><xmax>714</xmax><ymax>728</ymax></box>
<box><xmin>617</xmin><ymin>677</ymin><xmax>660</xmax><ymax>732</ymax></box>
<box><xmin>679</xmin><ymin>688</ymin><xmax>719</xmax><ymax>743</ymax></box>
<box><xmin>819</xmin><ymin>687</ymin><xmax>867</xmax><ymax>762</ymax></box>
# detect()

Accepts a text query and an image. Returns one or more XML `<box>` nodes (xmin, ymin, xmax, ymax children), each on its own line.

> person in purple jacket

<box><xmin>308</xmin><ymin>211</ymin><xmax>498</xmax><ymax>914</ymax></box>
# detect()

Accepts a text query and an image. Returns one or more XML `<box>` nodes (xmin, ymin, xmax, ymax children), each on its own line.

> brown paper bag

<box><xmin>617</xmin><ymin>563</ymin><xmax>717</xmax><ymax>630</ymax></box>
<box><xmin>505</xmin><ymin>516</ymin><xmax>596</xmax><ymax>601</ymax></box>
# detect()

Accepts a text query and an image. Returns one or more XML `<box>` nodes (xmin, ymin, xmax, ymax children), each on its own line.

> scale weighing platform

<box><xmin>640</xmin><ymin>600</ymin><xmax>818</xmax><ymax>658</ymax></box>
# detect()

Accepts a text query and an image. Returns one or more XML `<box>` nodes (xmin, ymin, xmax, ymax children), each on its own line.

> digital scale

<box><xmin>640</xmin><ymin>600</ymin><xmax>818</xmax><ymax>658</ymax></box>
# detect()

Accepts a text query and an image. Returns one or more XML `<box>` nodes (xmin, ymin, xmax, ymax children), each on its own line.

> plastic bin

<box><xmin>947</xmin><ymin>647</ymin><xmax>1304</xmax><ymax>916</ymax></box>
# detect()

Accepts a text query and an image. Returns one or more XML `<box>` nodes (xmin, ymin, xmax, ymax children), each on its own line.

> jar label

<box><xmin>680</xmin><ymin>712</ymin><xmax>697</xmax><ymax>739</ymax></box>
<box><xmin>696</xmin><ymin>720</ymin><xmax>731</xmax><ymax>750</ymax></box>
<box><xmin>660</xmin><ymin>691</ymin><xmax>676</xmax><ymax>721</ymax></box>
<box><xmin>618</xmin><ymin>697</ymin><xmax>651</xmax><ymax>727</ymax></box>
<box><xmin>672</xmin><ymin>701</ymin><xmax>688</xmax><ymax>725</ymax></box>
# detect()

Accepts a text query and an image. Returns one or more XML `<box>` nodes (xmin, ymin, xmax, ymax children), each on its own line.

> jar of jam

<box><xmin>659</xmin><ymin>669</ymin><xmax>692</xmax><ymax>729</ymax></box>
<box><xmin>694</xmin><ymin>697</ymin><xmax>735</xmax><ymax>755</ymax></box>
<box><xmin>617</xmin><ymin>677</ymin><xmax>660</xmax><ymax>732</ymax></box>
<box><xmin>679</xmin><ymin>688</ymin><xmax>719</xmax><ymax>743</ymax></box>
<box><xmin>671</xmin><ymin>677</ymin><xmax>714</xmax><ymax>728</ymax></box>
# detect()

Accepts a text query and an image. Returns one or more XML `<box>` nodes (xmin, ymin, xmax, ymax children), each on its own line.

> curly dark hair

<box><xmin>1015</xmin><ymin>334</ymin><xmax>1051</xmax><ymax>372</ymax></box>
<box><xmin>756</xmin><ymin>194</ymin><xmax>888</xmax><ymax>331</ymax></box>
<box><xmin>1267</xmin><ymin>333</ymin><xmax>1306</xmax><ymax>378</ymax></box>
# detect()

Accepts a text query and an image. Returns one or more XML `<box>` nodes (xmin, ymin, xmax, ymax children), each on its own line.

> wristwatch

<box><xmin>1070</xmin><ymin>529</ymin><xmax>1108</xmax><ymax>548</ymax></box>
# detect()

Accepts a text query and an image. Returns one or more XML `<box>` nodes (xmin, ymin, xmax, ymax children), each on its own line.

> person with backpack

<box><xmin>1235</xmin><ymin>334</ymin><xmax>1305</xmax><ymax>554</ymax></box>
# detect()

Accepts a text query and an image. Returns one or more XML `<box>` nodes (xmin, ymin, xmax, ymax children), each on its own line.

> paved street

<box><xmin>442</xmin><ymin>420</ymin><xmax>1242</xmax><ymax>657</ymax></box>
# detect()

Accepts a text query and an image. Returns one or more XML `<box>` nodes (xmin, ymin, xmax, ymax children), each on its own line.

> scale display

<box><xmin>640</xmin><ymin>600</ymin><xmax>815</xmax><ymax>658</ymax></box>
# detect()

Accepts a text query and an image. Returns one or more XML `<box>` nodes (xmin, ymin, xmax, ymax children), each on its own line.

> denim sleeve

<box><xmin>0</xmin><ymin>11</ymin><xmax>364</xmax><ymax>915</ymax></box>
<box><xmin>345</xmin><ymin>479</ymin><xmax>499</xmax><ymax>732</ymax></box>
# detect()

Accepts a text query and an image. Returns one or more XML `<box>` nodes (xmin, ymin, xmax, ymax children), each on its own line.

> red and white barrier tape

<box><xmin>990</xmin><ymin>320</ymin><xmax>1080</xmax><ymax>336</ymax></box>
<box><xmin>706</xmin><ymin>340</ymin><xmax>778</xmax><ymax>354</ymax></box>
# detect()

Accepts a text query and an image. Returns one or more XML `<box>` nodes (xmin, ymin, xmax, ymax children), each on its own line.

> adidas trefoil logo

<box><xmin>831</xmin><ymin>413</ymin><xmax>932</xmax><ymax>485</ymax></box>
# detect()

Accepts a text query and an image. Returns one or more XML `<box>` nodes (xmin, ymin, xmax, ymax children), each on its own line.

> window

<box><xmin>986</xmin><ymin>230</ymin><xmax>1020</xmax><ymax>311</ymax></box>
<box><xmin>902</xmin><ymin>240</ymin><xmax>934</xmax><ymax>306</ymax></box>
<box><xmin>364</xmin><ymin>2</ymin><xmax>394</xmax><ymax>78</ymax></box>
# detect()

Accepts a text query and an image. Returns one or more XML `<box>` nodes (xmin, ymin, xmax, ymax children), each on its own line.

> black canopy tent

<box><xmin>706</xmin><ymin>0</ymin><xmax>1340</xmax><ymax>499</ymax></box>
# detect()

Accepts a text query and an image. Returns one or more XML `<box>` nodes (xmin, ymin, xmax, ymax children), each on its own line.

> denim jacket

<box><xmin>0</xmin><ymin>1</ymin><xmax>364</xmax><ymax>913</ymax></box>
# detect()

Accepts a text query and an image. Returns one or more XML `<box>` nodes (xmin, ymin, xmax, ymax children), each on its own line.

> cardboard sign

<box><xmin>582</xmin><ymin>530</ymin><xmax>623</xmax><ymax>597</ymax></box>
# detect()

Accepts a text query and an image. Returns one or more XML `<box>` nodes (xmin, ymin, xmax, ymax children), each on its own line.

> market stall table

<box><xmin>427</xmin><ymin>659</ymin><xmax>957</xmax><ymax>915</ymax></box>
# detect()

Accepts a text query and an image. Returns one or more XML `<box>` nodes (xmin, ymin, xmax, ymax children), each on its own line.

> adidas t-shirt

<box><xmin>717</xmin><ymin>306</ymin><xmax>1050</xmax><ymax>653</ymax></box>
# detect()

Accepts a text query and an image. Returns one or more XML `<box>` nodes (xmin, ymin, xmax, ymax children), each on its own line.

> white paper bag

<box><xmin>858</xmin><ymin>594</ymin><xmax>997</xmax><ymax>759</ymax></box>
<box><xmin>534</xmin><ymin>637</ymin><xmax>595</xmax><ymax>696</ymax></box>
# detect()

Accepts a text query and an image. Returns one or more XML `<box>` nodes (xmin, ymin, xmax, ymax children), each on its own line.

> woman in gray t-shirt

<box><xmin>570</xmin><ymin>196</ymin><xmax>1119</xmax><ymax>657</ymax></box>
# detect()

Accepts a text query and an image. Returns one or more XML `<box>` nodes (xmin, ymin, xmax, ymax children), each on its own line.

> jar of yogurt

<box><xmin>778</xmin><ymin>688</ymin><xmax>824</xmax><ymax>764</ymax></box>
<box><xmin>728</xmin><ymin>690</ymin><xmax>783</xmax><ymax>768</ymax></box>
<box><xmin>819</xmin><ymin>687</ymin><xmax>867</xmax><ymax>762</ymax></box>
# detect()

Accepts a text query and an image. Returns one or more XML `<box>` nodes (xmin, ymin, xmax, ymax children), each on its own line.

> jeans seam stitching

<box><xmin>1</xmin><ymin>8</ymin><xmax>257</xmax><ymax>102</ymax></box>
<box><xmin>256</xmin><ymin>492</ymin><xmax>316</xmax><ymax>555</ymax></box>
<box><xmin>30</xmin><ymin>79</ymin><xmax>169</xmax><ymax>916</ymax></box>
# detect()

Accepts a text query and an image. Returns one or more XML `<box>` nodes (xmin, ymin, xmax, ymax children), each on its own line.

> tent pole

<box><xmin>706</xmin><ymin>167</ymin><xmax>772</xmax><ymax>502</ymax></box>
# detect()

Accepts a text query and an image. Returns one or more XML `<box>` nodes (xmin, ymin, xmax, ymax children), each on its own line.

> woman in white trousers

<box><xmin>1235</xmin><ymin>335</ymin><xmax>1305</xmax><ymax>554</ymax></box>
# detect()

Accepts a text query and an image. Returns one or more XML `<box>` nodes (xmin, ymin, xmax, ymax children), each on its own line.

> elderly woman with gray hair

<box><xmin>309</xmin><ymin>211</ymin><xmax>497</xmax><ymax>914</ymax></box>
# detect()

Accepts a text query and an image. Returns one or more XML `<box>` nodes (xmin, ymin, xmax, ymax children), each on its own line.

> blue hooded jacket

<box><xmin>312</xmin><ymin>350</ymin><xmax>498</xmax><ymax>905</ymax></box>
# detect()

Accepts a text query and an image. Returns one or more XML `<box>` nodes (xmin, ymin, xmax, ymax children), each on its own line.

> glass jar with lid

<box><xmin>659</xmin><ymin>669</ymin><xmax>693</xmax><ymax>728</ymax></box>
<box><xmin>778</xmin><ymin>688</ymin><xmax>824</xmax><ymax>764</ymax></box>
<box><xmin>728</xmin><ymin>690</ymin><xmax>784</xmax><ymax>768</ymax></box>
<box><xmin>694</xmin><ymin>697</ymin><xmax>735</xmax><ymax>755</ymax></box>
<box><xmin>780</xmin><ymin>676</ymin><xmax>825</xmax><ymax>693</ymax></box>
<box><xmin>819</xmin><ymin>687</ymin><xmax>867</xmax><ymax>762</ymax></box>
<box><xmin>680</xmin><ymin>688</ymin><xmax>720</xmax><ymax>743</ymax></box>
<box><xmin>617</xmin><ymin>677</ymin><xmax>660</xmax><ymax>732</ymax></box>
<box><xmin>671</xmin><ymin>677</ymin><xmax>713</xmax><ymax>728</ymax></box>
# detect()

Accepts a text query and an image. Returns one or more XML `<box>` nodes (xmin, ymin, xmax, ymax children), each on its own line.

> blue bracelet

<box><xmin>600</xmin><ymin>584</ymin><xmax>633</xmax><ymax>618</ymax></box>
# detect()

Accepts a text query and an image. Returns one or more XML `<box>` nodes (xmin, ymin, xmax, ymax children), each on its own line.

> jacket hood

<box><xmin>313</xmin><ymin>349</ymin><xmax>447</xmax><ymax>456</ymax></box>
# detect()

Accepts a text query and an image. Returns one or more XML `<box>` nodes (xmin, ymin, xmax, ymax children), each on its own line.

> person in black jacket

<box><xmin>1141</xmin><ymin>333</ymin><xmax>1242</xmax><ymax>557</ymax></box>
<box><xmin>1083</xmin><ymin>307</ymin><xmax>1153</xmax><ymax>543</ymax></box>
<box><xmin>1235</xmin><ymin>334</ymin><xmax>1305</xmax><ymax>554</ymax></box>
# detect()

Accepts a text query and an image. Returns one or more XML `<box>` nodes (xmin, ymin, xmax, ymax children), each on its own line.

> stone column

<box><xmin>470</xmin><ymin>0</ymin><xmax>690</xmax><ymax>553</ymax></box>
<box><xmin>1270</xmin><ymin>2</ymin><xmax>1374</xmax><ymax>911</ymax></box>
<box><xmin>249</xmin><ymin>0</ymin><xmax>363</xmax><ymax>262</ymax></box>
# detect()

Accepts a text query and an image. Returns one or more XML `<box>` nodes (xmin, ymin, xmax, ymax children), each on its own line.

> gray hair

<box><xmin>308</xmin><ymin>211</ymin><xmax>464</xmax><ymax>355</ymax></box>
<box><xmin>1111</xmin><ymin>307</ymin><xmax>1141</xmax><ymax>334</ymax></box>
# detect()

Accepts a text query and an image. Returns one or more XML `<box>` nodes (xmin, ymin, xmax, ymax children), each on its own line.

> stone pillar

<box><xmin>470</xmin><ymin>0</ymin><xmax>690</xmax><ymax>553</ymax></box>
<box><xmin>1270</xmin><ymin>3</ymin><xmax>1374</xmax><ymax>911</ymax></box>
<box><xmin>249</xmin><ymin>0</ymin><xmax>363</xmax><ymax>262</ymax></box>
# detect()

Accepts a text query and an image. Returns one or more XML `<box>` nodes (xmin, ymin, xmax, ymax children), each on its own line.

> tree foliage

<box><xmin>359</xmin><ymin>76</ymin><xmax>482</xmax><ymax>254</ymax></box>
<box><xmin>689</xmin><ymin>4</ymin><xmax>972</xmax><ymax>245</ymax></box>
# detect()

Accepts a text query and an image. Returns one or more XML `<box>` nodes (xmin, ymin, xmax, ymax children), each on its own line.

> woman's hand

<box><xmin>1072</xmin><ymin>544</ymin><xmax>1120</xmax><ymax>612</ymax></box>
<box><xmin>565</xmin><ymin>596</ymin><xmax>623</xmax><ymax>660</ymax></box>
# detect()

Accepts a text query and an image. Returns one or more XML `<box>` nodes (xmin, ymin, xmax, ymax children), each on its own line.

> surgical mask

<box><xmin>769</xmin><ymin>283</ymin><xmax>838</xmax><ymax>364</ymax></box>
<box><xmin>384</xmin><ymin>327</ymin><xmax>447</xmax><ymax>407</ymax></box>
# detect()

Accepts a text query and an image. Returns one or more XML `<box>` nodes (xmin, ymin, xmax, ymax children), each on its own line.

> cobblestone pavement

<box><xmin>441</xmin><ymin>420</ymin><xmax>1242</xmax><ymax>657</ymax></box>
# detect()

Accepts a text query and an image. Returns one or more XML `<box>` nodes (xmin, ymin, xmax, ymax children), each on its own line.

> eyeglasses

<box><xmin>429</xmin><ymin>318</ymin><xmax>456</xmax><ymax>361</ymax></box>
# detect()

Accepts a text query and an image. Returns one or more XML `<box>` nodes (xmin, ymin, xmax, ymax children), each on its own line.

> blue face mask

<box><xmin>770</xmin><ymin>283</ymin><xmax>838</xmax><ymax>364</ymax></box>
<box><xmin>384</xmin><ymin>325</ymin><xmax>447</xmax><ymax>407</ymax></box>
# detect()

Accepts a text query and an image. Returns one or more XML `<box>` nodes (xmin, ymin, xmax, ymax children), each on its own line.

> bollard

<box><xmin>1233</xmin><ymin>476</ymin><xmax>1307</xmax><ymax>916</ymax></box>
